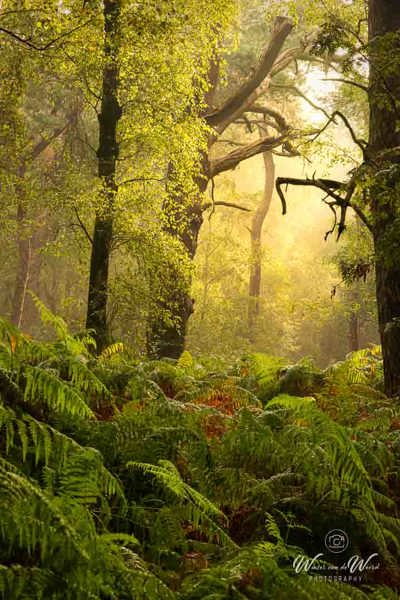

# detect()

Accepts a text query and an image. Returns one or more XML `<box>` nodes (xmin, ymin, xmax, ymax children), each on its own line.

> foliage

<box><xmin>0</xmin><ymin>310</ymin><xmax>169</xmax><ymax>599</ymax></box>
<box><xmin>1</xmin><ymin>0</ymin><xmax>400</xmax><ymax>596</ymax></box>
<box><xmin>1</xmin><ymin>309</ymin><xmax>399</xmax><ymax>597</ymax></box>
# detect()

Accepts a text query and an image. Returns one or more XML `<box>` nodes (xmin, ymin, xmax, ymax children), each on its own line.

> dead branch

<box><xmin>73</xmin><ymin>205</ymin><xmax>93</xmax><ymax>244</ymax></box>
<box><xmin>247</xmin><ymin>104</ymin><xmax>290</xmax><ymax>132</ymax></box>
<box><xmin>270</xmin><ymin>83</ymin><xmax>331</xmax><ymax>119</ymax></box>
<box><xmin>202</xmin><ymin>201</ymin><xmax>251</xmax><ymax>213</ymax></box>
<box><xmin>322</xmin><ymin>77</ymin><xmax>368</xmax><ymax>93</ymax></box>
<box><xmin>204</xmin><ymin>17</ymin><xmax>293</xmax><ymax>131</ymax></box>
<box><xmin>275</xmin><ymin>175</ymin><xmax>372</xmax><ymax>238</ymax></box>
<box><xmin>210</xmin><ymin>134</ymin><xmax>286</xmax><ymax>177</ymax></box>
<box><xmin>312</xmin><ymin>110</ymin><xmax>367</xmax><ymax>155</ymax></box>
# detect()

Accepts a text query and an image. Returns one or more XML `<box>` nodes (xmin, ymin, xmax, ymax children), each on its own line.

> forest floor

<box><xmin>0</xmin><ymin>312</ymin><xmax>399</xmax><ymax>599</ymax></box>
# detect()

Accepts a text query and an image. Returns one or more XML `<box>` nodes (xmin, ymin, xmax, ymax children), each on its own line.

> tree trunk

<box><xmin>12</xmin><ymin>196</ymin><xmax>30</xmax><ymax>328</ymax></box>
<box><xmin>147</xmin><ymin>160</ymin><xmax>208</xmax><ymax>359</ymax></box>
<box><xmin>199</xmin><ymin>219</ymin><xmax>213</xmax><ymax>324</ymax></box>
<box><xmin>348</xmin><ymin>309</ymin><xmax>360</xmax><ymax>353</ymax></box>
<box><xmin>368</xmin><ymin>0</ymin><xmax>400</xmax><ymax>396</ymax></box>
<box><xmin>345</xmin><ymin>284</ymin><xmax>361</xmax><ymax>353</ymax></box>
<box><xmin>86</xmin><ymin>0</ymin><xmax>121</xmax><ymax>352</ymax></box>
<box><xmin>248</xmin><ymin>151</ymin><xmax>275</xmax><ymax>341</ymax></box>
<box><xmin>374</xmin><ymin>242</ymin><xmax>400</xmax><ymax>395</ymax></box>
<box><xmin>146</xmin><ymin>282</ymin><xmax>196</xmax><ymax>360</ymax></box>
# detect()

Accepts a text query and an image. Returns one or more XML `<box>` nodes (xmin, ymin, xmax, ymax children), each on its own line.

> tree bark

<box><xmin>248</xmin><ymin>151</ymin><xmax>275</xmax><ymax>341</ymax></box>
<box><xmin>374</xmin><ymin>235</ymin><xmax>400</xmax><ymax>396</ymax></box>
<box><xmin>86</xmin><ymin>0</ymin><xmax>121</xmax><ymax>352</ymax></box>
<box><xmin>368</xmin><ymin>0</ymin><xmax>400</xmax><ymax>396</ymax></box>
<box><xmin>146</xmin><ymin>157</ymin><xmax>209</xmax><ymax>359</ymax></box>
<box><xmin>210</xmin><ymin>133</ymin><xmax>284</xmax><ymax>177</ymax></box>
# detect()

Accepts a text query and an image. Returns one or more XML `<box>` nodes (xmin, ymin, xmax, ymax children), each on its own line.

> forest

<box><xmin>1</xmin><ymin>0</ymin><xmax>400</xmax><ymax>598</ymax></box>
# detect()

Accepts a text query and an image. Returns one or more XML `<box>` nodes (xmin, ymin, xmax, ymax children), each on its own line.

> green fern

<box><xmin>128</xmin><ymin>459</ymin><xmax>236</xmax><ymax>548</ymax></box>
<box><xmin>0</xmin><ymin>308</ymin><xmax>399</xmax><ymax>598</ymax></box>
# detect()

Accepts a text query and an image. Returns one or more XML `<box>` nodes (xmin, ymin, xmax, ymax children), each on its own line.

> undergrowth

<box><xmin>0</xmin><ymin>300</ymin><xmax>399</xmax><ymax>598</ymax></box>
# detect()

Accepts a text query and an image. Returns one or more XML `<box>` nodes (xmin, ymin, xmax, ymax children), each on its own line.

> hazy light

<box><xmin>301</xmin><ymin>67</ymin><xmax>337</xmax><ymax>124</ymax></box>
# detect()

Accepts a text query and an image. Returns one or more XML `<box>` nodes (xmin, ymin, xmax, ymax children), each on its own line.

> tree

<box><xmin>81</xmin><ymin>0</ymin><xmax>238</xmax><ymax>352</ymax></box>
<box><xmin>12</xmin><ymin>113</ymin><xmax>78</xmax><ymax>329</ymax></box>
<box><xmin>248</xmin><ymin>150</ymin><xmax>275</xmax><ymax>341</ymax></box>
<box><xmin>275</xmin><ymin>0</ymin><xmax>400</xmax><ymax>397</ymax></box>
<box><xmin>1</xmin><ymin>0</ymin><xmax>239</xmax><ymax>351</ymax></box>
<box><xmin>368</xmin><ymin>0</ymin><xmax>400</xmax><ymax>396</ymax></box>
<box><xmin>0</xmin><ymin>1</ymin><xmax>89</xmax><ymax>332</ymax></box>
<box><xmin>149</xmin><ymin>14</ymin><xmax>314</xmax><ymax>358</ymax></box>
<box><xmin>85</xmin><ymin>0</ymin><xmax>122</xmax><ymax>352</ymax></box>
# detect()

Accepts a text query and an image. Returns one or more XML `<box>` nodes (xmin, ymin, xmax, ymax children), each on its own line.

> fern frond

<box><xmin>127</xmin><ymin>459</ymin><xmax>236</xmax><ymax>548</ymax></box>
<box><xmin>99</xmin><ymin>342</ymin><xmax>124</xmax><ymax>361</ymax></box>
<box><xmin>29</xmin><ymin>293</ymin><xmax>69</xmax><ymax>341</ymax></box>
<box><xmin>24</xmin><ymin>365</ymin><xmax>93</xmax><ymax>418</ymax></box>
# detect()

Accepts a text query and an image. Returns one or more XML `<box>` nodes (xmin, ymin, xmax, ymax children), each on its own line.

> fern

<box><xmin>99</xmin><ymin>342</ymin><xmax>124</xmax><ymax>362</ymax></box>
<box><xmin>24</xmin><ymin>365</ymin><xmax>94</xmax><ymax>418</ymax></box>
<box><xmin>0</xmin><ymin>309</ymin><xmax>399</xmax><ymax>598</ymax></box>
<box><xmin>127</xmin><ymin>459</ymin><xmax>236</xmax><ymax>548</ymax></box>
